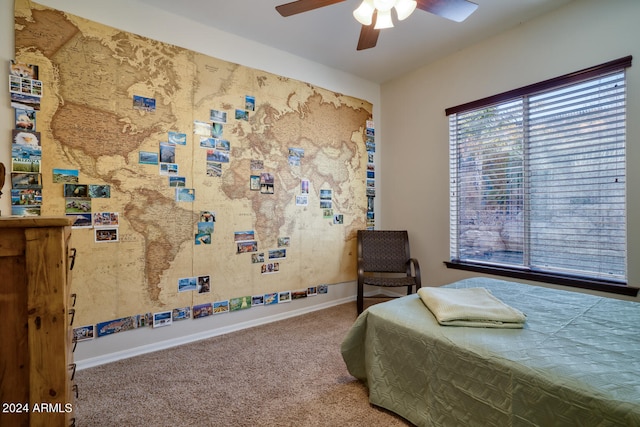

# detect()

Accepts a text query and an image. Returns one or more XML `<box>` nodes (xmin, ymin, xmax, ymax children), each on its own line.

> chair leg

<box><xmin>357</xmin><ymin>281</ymin><xmax>364</xmax><ymax>315</ymax></box>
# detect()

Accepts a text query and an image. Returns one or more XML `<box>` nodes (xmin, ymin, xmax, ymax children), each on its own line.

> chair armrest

<box><xmin>407</xmin><ymin>258</ymin><xmax>421</xmax><ymax>288</ymax></box>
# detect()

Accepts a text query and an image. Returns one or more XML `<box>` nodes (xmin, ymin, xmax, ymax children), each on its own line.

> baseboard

<box><xmin>76</xmin><ymin>294</ymin><xmax>356</xmax><ymax>370</ymax></box>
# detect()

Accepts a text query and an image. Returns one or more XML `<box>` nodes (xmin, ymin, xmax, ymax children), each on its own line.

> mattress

<box><xmin>340</xmin><ymin>277</ymin><xmax>640</xmax><ymax>426</ymax></box>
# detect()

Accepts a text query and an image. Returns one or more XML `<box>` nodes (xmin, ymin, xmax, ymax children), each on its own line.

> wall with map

<box><xmin>13</xmin><ymin>0</ymin><xmax>373</xmax><ymax>338</ymax></box>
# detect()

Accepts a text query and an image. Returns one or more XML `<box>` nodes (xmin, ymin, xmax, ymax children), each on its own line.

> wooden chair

<box><xmin>357</xmin><ymin>230</ymin><xmax>421</xmax><ymax>314</ymax></box>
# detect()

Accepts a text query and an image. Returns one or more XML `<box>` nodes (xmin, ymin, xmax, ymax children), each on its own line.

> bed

<box><xmin>341</xmin><ymin>277</ymin><xmax>640</xmax><ymax>426</ymax></box>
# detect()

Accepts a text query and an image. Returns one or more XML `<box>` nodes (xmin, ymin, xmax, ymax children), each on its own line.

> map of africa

<box><xmin>14</xmin><ymin>0</ymin><xmax>372</xmax><ymax>327</ymax></box>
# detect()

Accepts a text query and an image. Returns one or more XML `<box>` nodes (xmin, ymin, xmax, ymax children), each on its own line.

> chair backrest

<box><xmin>357</xmin><ymin>230</ymin><xmax>411</xmax><ymax>273</ymax></box>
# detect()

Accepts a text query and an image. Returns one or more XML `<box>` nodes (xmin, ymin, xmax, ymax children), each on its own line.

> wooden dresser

<box><xmin>0</xmin><ymin>217</ymin><xmax>76</xmax><ymax>427</ymax></box>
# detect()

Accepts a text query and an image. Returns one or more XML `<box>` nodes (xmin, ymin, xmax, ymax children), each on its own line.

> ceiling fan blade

<box><xmin>416</xmin><ymin>0</ymin><xmax>478</xmax><ymax>22</ymax></box>
<box><xmin>357</xmin><ymin>11</ymin><xmax>380</xmax><ymax>51</ymax></box>
<box><xmin>276</xmin><ymin>0</ymin><xmax>346</xmax><ymax>17</ymax></box>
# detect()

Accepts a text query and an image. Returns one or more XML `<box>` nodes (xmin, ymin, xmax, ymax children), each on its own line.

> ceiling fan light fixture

<box><xmin>374</xmin><ymin>9</ymin><xmax>394</xmax><ymax>29</ymax></box>
<box><xmin>394</xmin><ymin>0</ymin><xmax>417</xmax><ymax>21</ymax></box>
<box><xmin>353</xmin><ymin>0</ymin><xmax>375</xmax><ymax>25</ymax></box>
<box><xmin>373</xmin><ymin>0</ymin><xmax>396</xmax><ymax>12</ymax></box>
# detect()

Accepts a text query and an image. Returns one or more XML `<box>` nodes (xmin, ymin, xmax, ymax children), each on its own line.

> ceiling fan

<box><xmin>276</xmin><ymin>0</ymin><xmax>478</xmax><ymax>51</ymax></box>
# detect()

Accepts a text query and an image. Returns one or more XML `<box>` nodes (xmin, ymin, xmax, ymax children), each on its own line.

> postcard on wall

<box><xmin>207</xmin><ymin>162</ymin><xmax>222</xmax><ymax>177</ymax></box>
<box><xmin>279</xmin><ymin>291</ymin><xmax>291</xmax><ymax>303</ymax></box>
<box><xmin>261</xmin><ymin>262</ymin><xmax>279</xmax><ymax>274</ymax></box>
<box><xmin>235</xmin><ymin>109</ymin><xmax>249</xmax><ymax>121</ymax></box>
<box><xmin>210</xmin><ymin>109</ymin><xmax>227</xmax><ymax>124</ymax></box>
<box><xmin>245</xmin><ymin>95</ymin><xmax>255</xmax><ymax>111</ymax></box>
<box><xmin>168</xmin><ymin>131</ymin><xmax>187</xmax><ymax>145</ymax></box>
<box><xmin>264</xmin><ymin>292</ymin><xmax>278</xmax><ymax>305</ymax></box>
<box><xmin>199</xmin><ymin>136</ymin><xmax>216</xmax><ymax>149</ymax></box>
<box><xmin>193</xmin><ymin>303</ymin><xmax>213</xmax><ymax>319</ymax></box>
<box><xmin>197</xmin><ymin>275</ymin><xmax>211</xmax><ymax>294</ymax></box>
<box><xmin>288</xmin><ymin>148</ymin><xmax>303</xmax><ymax>166</ymax></box>
<box><xmin>11</xmin><ymin>157</ymin><xmax>40</xmax><ymax>174</ymax></box>
<box><xmin>301</xmin><ymin>179</ymin><xmax>309</xmax><ymax>194</ymax></box>
<box><xmin>10</xmin><ymin>60</ymin><xmax>39</xmax><ymax>79</ymax></box>
<box><xmin>198</xmin><ymin>222</ymin><xmax>214</xmax><ymax>236</ymax></box>
<box><xmin>269</xmin><ymin>249</ymin><xmax>286</xmax><ymax>260</ymax></box>
<box><xmin>153</xmin><ymin>311</ymin><xmax>172</xmax><ymax>328</ymax></box>
<box><xmin>139</xmin><ymin>313</ymin><xmax>153</xmax><ymax>328</ymax></box>
<box><xmin>95</xmin><ymin>227</ymin><xmax>118</xmax><ymax>243</ymax></box>
<box><xmin>212</xmin><ymin>123</ymin><xmax>223</xmax><ymax>138</ymax></box>
<box><xmin>213</xmin><ymin>300</ymin><xmax>229</xmax><ymax>314</ymax></box>
<box><xmin>9</xmin><ymin>64</ymin><xmax>43</xmax><ymax>100</ymax></box>
<box><xmin>65</xmin><ymin>197</ymin><xmax>91</xmax><ymax>214</ymax></box>
<box><xmin>235</xmin><ymin>230</ymin><xmax>255</xmax><ymax>242</ymax></box>
<box><xmin>200</xmin><ymin>211</ymin><xmax>216</xmax><ymax>222</ymax></box>
<box><xmin>278</xmin><ymin>237</ymin><xmax>290</xmax><ymax>247</ymax></box>
<box><xmin>93</xmin><ymin>212</ymin><xmax>119</xmax><ymax>227</ymax></box>
<box><xmin>252</xmin><ymin>295</ymin><xmax>264</xmax><ymax>306</ymax></box>
<box><xmin>178</xmin><ymin>277</ymin><xmax>197</xmax><ymax>292</ymax></box>
<box><xmin>366</xmin><ymin>127</ymin><xmax>375</xmax><ymax>138</ymax></box>
<box><xmin>169</xmin><ymin>176</ymin><xmax>186</xmax><ymax>187</ymax></box>
<box><xmin>333</xmin><ymin>214</ymin><xmax>344</xmax><ymax>225</ymax></box>
<box><xmin>288</xmin><ymin>156</ymin><xmax>300</xmax><ymax>166</ymax></box>
<box><xmin>132</xmin><ymin>95</ymin><xmax>155</xmax><ymax>112</ymax></box>
<box><xmin>175</xmin><ymin>188</ymin><xmax>195</xmax><ymax>202</ymax></box>
<box><xmin>194</xmin><ymin>120</ymin><xmax>212</xmax><ymax>136</ymax></box>
<box><xmin>96</xmin><ymin>315</ymin><xmax>139</xmax><ymax>337</ymax></box>
<box><xmin>366</xmin><ymin>138</ymin><xmax>375</xmax><ymax>153</ymax></box>
<box><xmin>89</xmin><ymin>184</ymin><xmax>110</xmax><ymax>198</ymax></box>
<box><xmin>139</xmin><ymin>151</ymin><xmax>159</xmax><ymax>165</ymax></box>
<box><xmin>216</xmin><ymin>139</ymin><xmax>230</xmax><ymax>151</ymax></box>
<box><xmin>12</xmin><ymin>130</ymin><xmax>41</xmax><ymax>161</ymax></box>
<box><xmin>10</xmin><ymin>92</ymin><xmax>41</xmax><ymax>111</ymax></box>
<box><xmin>64</xmin><ymin>183</ymin><xmax>88</xmax><ymax>198</ymax></box>
<box><xmin>320</xmin><ymin>200</ymin><xmax>332</xmax><ymax>210</ymax></box>
<box><xmin>207</xmin><ymin>149</ymin><xmax>229</xmax><ymax>163</ymax></box>
<box><xmin>68</xmin><ymin>213</ymin><xmax>92</xmax><ymax>228</ymax></box>
<box><xmin>237</xmin><ymin>241</ymin><xmax>258</xmax><ymax>254</ymax></box>
<box><xmin>11</xmin><ymin>205</ymin><xmax>40</xmax><ymax>216</ymax></box>
<box><xmin>318</xmin><ymin>284</ymin><xmax>328</xmax><ymax>294</ymax></box>
<box><xmin>195</xmin><ymin>233</ymin><xmax>211</xmax><ymax>245</ymax></box>
<box><xmin>15</xmin><ymin>107</ymin><xmax>36</xmax><ymax>131</ymax></box>
<box><xmin>159</xmin><ymin>142</ymin><xmax>176</xmax><ymax>163</ymax></box>
<box><xmin>172</xmin><ymin>307</ymin><xmax>191</xmax><ymax>321</ymax></box>
<box><xmin>53</xmin><ymin>168</ymin><xmax>78</xmax><ymax>184</ymax></box>
<box><xmin>230</xmin><ymin>296</ymin><xmax>251</xmax><ymax>311</ymax></box>
<box><xmin>291</xmin><ymin>290</ymin><xmax>307</xmax><ymax>300</ymax></box>
<box><xmin>11</xmin><ymin>172</ymin><xmax>41</xmax><ymax>189</ymax></box>
<box><xmin>11</xmin><ymin>188</ymin><xmax>41</xmax><ymax>206</ymax></box>
<box><xmin>251</xmin><ymin>252</ymin><xmax>265</xmax><ymax>264</ymax></box>
<box><xmin>250</xmin><ymin>175</ymin><xmax>260</xmax><ymax>191</ymax></box>
<box><xmin>307</xmin><ymin>286</ymin><xmax>318</xmax><ymax>296</ymax></box>
<box><xmin>159</xmin><ymin>162</ymin><xmax>178</xmax><ymax>176</ymax></box>
<box><xmin>73</xmin><ymin>324</ymin><xmax>95</xmax><ymax>342</ymax></box>
<box><xmin>322</xmin><ymin>208</ymin><xmax>333</xmax><ymax>218</ymax></box>
<box><xmin>296</xmin><ymin>195</ymin><xmax>308</xmax><ymax>206</ymax></box>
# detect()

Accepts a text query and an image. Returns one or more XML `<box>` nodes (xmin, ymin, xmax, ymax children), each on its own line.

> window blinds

<box><xmin>449</xmin><ymin>69</ymin><xmax>627</xmax><ymax>282</ymax></box>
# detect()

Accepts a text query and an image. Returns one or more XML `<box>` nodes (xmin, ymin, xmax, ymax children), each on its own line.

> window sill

<box><xmin>445</xmin><ymin>261</ymin><xmax>639</xmax><ymax>297</ymax></box>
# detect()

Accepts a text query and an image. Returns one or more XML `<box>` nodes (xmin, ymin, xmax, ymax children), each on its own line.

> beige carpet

<box><xmin>74</xmin><ymin>302</ymin><xmax>412</xmax><ymax>426</ymax></box>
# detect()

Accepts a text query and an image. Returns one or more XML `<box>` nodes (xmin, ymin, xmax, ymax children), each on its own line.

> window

<box><xmin>446</xmin><ymin>56</ymin><xmax>635</xmax><ymax>295</ymax></box>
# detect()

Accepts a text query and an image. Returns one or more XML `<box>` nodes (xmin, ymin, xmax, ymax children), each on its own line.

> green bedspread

<box><xmin>341</xmin><ymin>278</ymin><xmax>640</xmax><ymax>426</ymax></box>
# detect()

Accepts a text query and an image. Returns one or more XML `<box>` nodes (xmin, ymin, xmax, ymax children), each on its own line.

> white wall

<box><xmin>380</xmin><ymin>0</ymin><xmax>640</xmax><ymax>301</ymax></box>
<box><xmin>0</xmin><ymin>0</ymin><xmax>381</xmax><ymax>367</ymax></box>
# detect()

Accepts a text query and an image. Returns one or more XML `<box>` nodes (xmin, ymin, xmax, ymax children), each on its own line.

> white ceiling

<box><xmin>134</xmin><ymin>0</ymin><xmax>573</xmax><ymax>84</ymax></box>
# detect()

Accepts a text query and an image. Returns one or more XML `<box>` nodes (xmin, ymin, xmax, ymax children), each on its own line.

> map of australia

<box><xmin>14</xmin><ymin>0</ymin><xmax>372</xmax><ymax>326</ymax></box>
